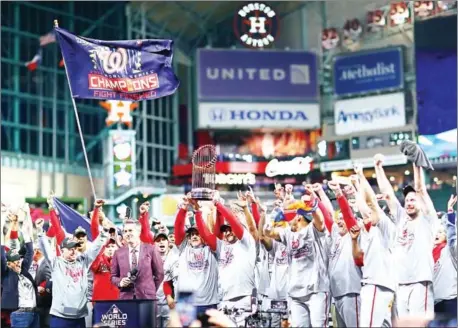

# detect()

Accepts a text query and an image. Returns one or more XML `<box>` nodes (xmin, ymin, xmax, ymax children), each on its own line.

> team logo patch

<box><xmin>233</xmin><ymin>2</ymin><xmax>280</xmax><ymax>48</ymax></box>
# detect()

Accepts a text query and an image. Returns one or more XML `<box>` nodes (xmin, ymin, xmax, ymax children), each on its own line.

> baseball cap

<box><xmin>74</xmin><ymin>226</ymin><xmax>87</xmax><ymax>236</ymax></box>
<box><xmin>154</xmin><ymin>232</ymin><xmax>168</xmax><ymax>241</ymax></box>
<box><xmin>186</xmin><ymin>226</ymin><xmax>199</xmax><ymax>234</ymax></box>
<box><xmin>61</xmin><ymin>237</ymin><xmax>81</xmax><ymax>249</ymax></box>
<box><xmin>6</xmin><ymin>249</ymin><xmax>21</xmax><ymax>262</ymax></box>
<box><xmin>403</xmin><ymin>185</ymin><xmax>416</xmax><ymax>198</ymax></box>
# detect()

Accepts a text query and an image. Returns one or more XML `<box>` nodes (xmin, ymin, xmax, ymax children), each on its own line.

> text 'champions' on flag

<box><xmin>54</xmin><ymin>26</ymin><xmax>180</xmax><ymax>101</ymax></box>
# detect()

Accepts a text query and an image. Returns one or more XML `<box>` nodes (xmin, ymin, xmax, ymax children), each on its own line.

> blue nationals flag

<box><xmin>54</xmin><ymin>26</ymin><xmax>179</xmax><ymax>101</ymax></box>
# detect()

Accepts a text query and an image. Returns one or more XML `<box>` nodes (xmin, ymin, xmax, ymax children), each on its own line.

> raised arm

<box><xmin>328</xmin><ymin>181</ymin><xmax>358</xmax><ymax>230</ymax></box>
<box><xmin>213</xmin><ymin>212</ymin><xmax>224</xmax><ymax>240</ymax></box>
<box><xmin>84</xmin><ymin>233</ymin><xmax>106</xmax><ymax>266</ymax></box>
<box><xmin>312</xmin><ymin>183</ymin><xmax>335</xmax><ymax>219</ymax></box>
<box><xmin>194</xmin><ymin>209</ymin><xmax>217</xmax><ymax>251</ymax></box>
<box><xmin>413</xmin><ymin>163</ymin><xmax>437</xmax><ymax>219</ymax></box>
<box><xmin>139</xmin><ymin>202</ymin><xmax>155</xmax><ymax>244</ymax></box>
<box><xmin>242</xmin><ymin>203</ymin><xmax>259</xmax><ymax>241</ymax></box>
<box><xmin>258</xmin><ymin>205</ymin><xmax>273</xmax><ymax>251</ymax></box>
<box><xmin>349</xmin><ymin>226</ymin><xmax>364</xmax><ymax>267</ymax></box>
<box><xmin>5</xmin><ymin>220</ymin><xmax>19</xmax><ymax>251</ymax></box>
<box><xmin>49</xmin><ymin>208</ymin><xmax>66</xmax><ymax>246</ymax></box>
<box><xmin>20</xmin><ymin>206</ymin><xmax>34</xmax><ymax>272</ymax></box>
<box><xmin>90</xmin><ymin>199</ymin><xmax>105</xmax><ymax>240</ymax></box>
<box><xmin>38</xmin><ymin>223</ymin><xmax>57</xmax><ymax>268</ymax></box>
<box><xmin>215</xmin><ymin>201</ymin><xmax>244</xmax><ymax>240</ymax></box>
<box><xmin>174</xmin><ymin>207</ymin><xmax>187</xmax><ymax>247</ymax></box>
<box><xmin>373</xmin><ymin>154</ymin><xmax>400</xmax><ymax>214</ymax></box>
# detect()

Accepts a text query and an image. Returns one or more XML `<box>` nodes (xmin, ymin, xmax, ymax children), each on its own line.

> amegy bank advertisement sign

<box><xmin>334</xmin><ymin>92</ymin><xmax>406</xmax><ymax>136</ymax></box>
<box><xmin>198</xmin><ymin>102</ymin><xmax>320</xmax><ymax>129</ymax></box>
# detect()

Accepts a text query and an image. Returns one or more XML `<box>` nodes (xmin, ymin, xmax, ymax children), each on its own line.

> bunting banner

<box><xmin>54</xmin><ymin>26</ymin><xmax>180</xmax><ymax>101</ymax></box>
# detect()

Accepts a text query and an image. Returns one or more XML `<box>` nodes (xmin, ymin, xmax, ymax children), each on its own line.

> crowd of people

<box><xmin>1</xmin><ymin>151</ymin><xmax>457</xmax><ymax>328</ymax></box>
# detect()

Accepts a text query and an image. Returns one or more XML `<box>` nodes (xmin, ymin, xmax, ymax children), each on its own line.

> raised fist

<box><xmin>374</xmin><ymin>153</ymin><xmax>384</xmax><ymax>167</ymax></box>
<box><xmin>327</xmin><ymin>181</ymin><xmax>340</xmax><ymax>191</ymax></box>
<box><xmin>349</xmin><ymin>225</ymin><xmax>361</xmax><ymax>240</ymax></box>
<box><xmin>94</xmin><ymin>199</ymin><xmax>105</xmax><ymax>208</ymax></box>
<box><xmin>311</xmin><ymin>183</ymin><xmax>322</xmax><ymax>193</ymax></box>
<box><xmin>139</xmin><ymin>202</ymin><xmax>150</xmax><ymax>214</ymax></box>
<box><xmin>285</xmin><ymin>184</ymin><xmax>293</xmax><ymax>194</ymax></box>
<box><xmin>353</xmin><ymin>163</ymin><xmax>363</xmax><ymax>175</ymax></box>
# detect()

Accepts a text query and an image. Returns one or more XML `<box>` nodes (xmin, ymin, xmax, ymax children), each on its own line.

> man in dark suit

<box><xmin>1</xmin><ymin>213</ymin><xmax>39</xmax><ymax>328</ymax></box>
<box><xmin>111</xmin><ymin>204</ymin><xmax>164</xmax><ymax>300</ymax></box>
<box><xmin>30</xmin><ymin>242</ymin><xmax>52</xmax><ymax>328</ymax></box>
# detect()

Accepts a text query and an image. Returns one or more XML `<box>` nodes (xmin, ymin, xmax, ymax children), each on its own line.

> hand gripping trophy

<box><xmin>191</xmin><ymin>144</ymin><xmax>217</xmax><ymax>200</ymax></box>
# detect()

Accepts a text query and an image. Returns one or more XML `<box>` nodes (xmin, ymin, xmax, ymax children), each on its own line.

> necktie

<box><xmin>131</xmin><ymin>248</ymin><xmax>138</xmax><ymax>269</ymax></box>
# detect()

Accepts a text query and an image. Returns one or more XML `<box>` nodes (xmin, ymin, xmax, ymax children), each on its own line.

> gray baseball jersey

<box><xmin>278</xmin><ymin>224</ymin><xmax>329</xmax><ymax>298</ymax></box>
<box><xmin>328</xmin><ymin>223</ymin><xmax>362</xmax><ymax>297</ymax></box>
<box><xmin>393</xmin><ymin>202</ymin><xmax>434</xmax><ymax>284</ymax></box>
<box><xmin>359</xmin><ymin>214</ymin><xmax>397</xmax><ymax>292</ymax></box>
<box><xmin>177</xmin><ymin>240</ymin><xmax>219</xmax><ymax>306</ymax></box>
<box><xmin>267</xmin><ymin>240</ymin><xmax>289</xmax><ymax>301</ymax></box>
<box><xmin>217</xmin><ymin>229</ymin><xmax>257</xmax><ymax>301</ymax></box>
<box><xmin>433</xmin><ymin>245</ymin><xmax>457</xmax><ymax>302</ymax></box>
<box><xmin>255</xmin><ymin>243</ymin><xmax>271</xmax><ymax>296</ymax></box>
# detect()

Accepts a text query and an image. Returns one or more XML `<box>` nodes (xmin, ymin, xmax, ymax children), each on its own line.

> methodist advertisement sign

<box><xmin>197</xmin><ymin>49</ymin><xmax>319</xmax><ymax>129</ymax></box>
<box><xmin>198</xmin><ymin>102</ymin><xmax>320</xmax><ymax>129</ymax></box>
<box><xmin>334</xmin><ymin>92</ymin><xmax>406</xmax><ymax>136</ymax></box>
<box><xmin>333</xmin><ymin>47</ymin><xmax>404</xmax><ymax>96</ymax></box>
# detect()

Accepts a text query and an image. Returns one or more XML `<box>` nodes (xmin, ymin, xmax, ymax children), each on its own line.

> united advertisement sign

<box><xmin>197</xmin><ymin>49</ymin><xmax>319</xmax><ymax>102</ymax></box>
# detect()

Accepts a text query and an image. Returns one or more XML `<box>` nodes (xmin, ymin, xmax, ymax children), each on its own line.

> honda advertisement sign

<box><xmin>198</xmin><ymin>102</ymin><xmax>320</xmax><ymax>129</ymax></box>
<box><xmin>333</xmin><ymin>47</ymin><xmax>404</xmax><ymax>96</ymax></box>
<box><xmin>334</xmin><ymin>92</ymin><xmax>406</xmax><ymax>135</ymax></box>
<box><xmin>197</xmin><ymin>49</ymin><xmax>319</xmax><ymax>101</ymax></box>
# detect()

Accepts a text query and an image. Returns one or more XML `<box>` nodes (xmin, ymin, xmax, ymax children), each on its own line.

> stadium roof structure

<box><xmin>129</xmin><ymin>1</ymin><xmax>310</xmax><ymax>53</ymax></box>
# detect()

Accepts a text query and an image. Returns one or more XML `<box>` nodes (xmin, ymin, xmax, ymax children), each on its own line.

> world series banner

<box><xmin>54</xmin><ymin>27</ymin><xmax>179</xmax><ymax>101</ymax></box>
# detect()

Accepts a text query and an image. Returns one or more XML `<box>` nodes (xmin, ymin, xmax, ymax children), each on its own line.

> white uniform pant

<box><xmin>290</xmin><ymin>292</ymin><xmax>330</xmax><ymax>328</ymax></box>
<box><xmin>334</xmin><ymin>293</ymin><xmax>360</xmax><ymax>328</ymax></box>
<box><xmin>396</xmin><ymin>282</ymin><xmax>434</xmax><ymax>319</ymax></box>
<box><xmin>360</xmin><ymin>284</ymin><xmax>394</xmax><ymax>328</ymax></box>
<box><xmin>85</xmin><ymin>301</ymin><xmax>93</xmax><ymax>328</ymax></box>
<box><xmin>220</xmin><ymin>295</ymin><xmax>251</xmax><ymax>327</ymax></box>
<box><xmin>157</xmin><ymin>303</ymin><xmax>170</xmax><ymax>328</ymax></box>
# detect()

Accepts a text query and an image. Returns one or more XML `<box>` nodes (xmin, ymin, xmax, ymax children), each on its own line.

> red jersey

<box><xmin>90</xmin><ymin>253</ymin><xmax>119</xmax><ymax>301</ymax></box>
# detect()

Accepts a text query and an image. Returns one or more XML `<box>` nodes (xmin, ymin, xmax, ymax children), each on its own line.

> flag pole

<box><xmin>54</xmin><ymin>19</ymin><xmax>97</xmax><ymax>201</ymax></box>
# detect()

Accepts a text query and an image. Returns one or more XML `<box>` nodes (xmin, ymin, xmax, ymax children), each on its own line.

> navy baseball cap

<box><xmin>403</xmin><ymin>185</ymin><xmax>416</xmax><ymax>198</ymax></box>
<box><xmin>61</xmin><ymin>237</ymin><xmax>81</xmax><ymax>249</ymax></box>
<box><xmin>186</xmin><ymin>226</ymin><xmax>199</xmax><ymax>234</ymax></box>
<box><xmin>6</xmin><ymin>249</ymin><xmax>21</xmax><ymax>262</ymax></box>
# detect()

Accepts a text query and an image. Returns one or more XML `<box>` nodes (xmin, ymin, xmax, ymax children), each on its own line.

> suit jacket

<box><xmin>35</xmin><ymin>258</ymin><xmax>52</xmax><ymax>308</ymax></box>
<box><xmin>1</xmin><ymin>242</ymin><xmax>38</xmax><ymax>310</ymax></box>
<box><xmin>111</xmin><ymin>243</ymin><xmax>164</xmax><ymax>300</ymax></box>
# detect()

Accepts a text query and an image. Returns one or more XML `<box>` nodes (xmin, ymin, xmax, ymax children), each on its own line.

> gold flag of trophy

<box><xmin>191</xmin><ymin>144</ymin><xmax>217</xmax><ymax>200</ymax></box>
